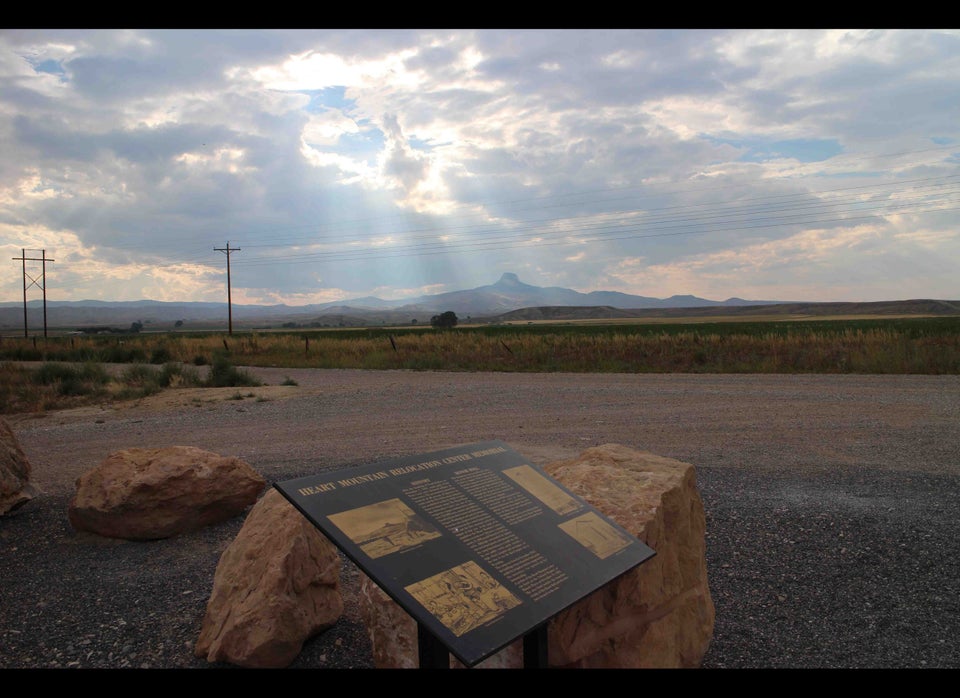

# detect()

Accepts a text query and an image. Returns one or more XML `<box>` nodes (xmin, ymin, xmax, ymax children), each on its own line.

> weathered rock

<box><xmin>195</xmin><ymin>488</ymin><xmax>344</xmax><ymax>668</ymax></box>
<box><xmin>358</xmin><ymin>444</ymin><xmax>715</xmax><ymax>668</ymax></box>
<box><xmin>541</xmin><ymin>444</ymin><xmax>715</xmax><ymax>668</ymax></box>
<box><xmin>0</xmin><ymin>418</ymin><xmax>40</xmax><ymax>516</ymax></box>
<box><xmin>68</xmin><ymin>446</ymin><xmax>265</xmax><ymax>540</ymax></box>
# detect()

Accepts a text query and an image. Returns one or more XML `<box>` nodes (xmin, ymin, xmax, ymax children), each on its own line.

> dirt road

<box><xmin>3</xmin><ymin>369</ymin><xmax>959</xmax><ymax>668</ymax></box>
<box><xmin>12</xmin><ymin>368</ymin><xmax>960</xmax><ymax>490</ymax></box>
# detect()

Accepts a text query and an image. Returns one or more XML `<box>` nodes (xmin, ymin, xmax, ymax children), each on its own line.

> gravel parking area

<box><xmin>2</xmin><ymin>369</ymin><xmax>958</xmax><ymax>669</ymax></box>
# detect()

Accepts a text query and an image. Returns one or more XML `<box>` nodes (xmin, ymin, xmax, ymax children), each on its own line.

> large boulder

<box><xmin>359</xmin><ymin>444</ymin><xmax>715</xmax><ymax>668</ymax></box>
<box><xmin>195</xmin><ymin>488</ymin><xmax>344</xmax><ymax>668</ymax></box>
<box><xmin>541</xmin><ymin>444</ymin><xmax>715</xmax><ymax>667</ymax></box>
<box><xmin>68</xmin><ymin>446</ymin><xmax>265</xmax><ymax>540</ymax></box>
<box><xmin>0</xmin><ymin>418</ymin><xmax>39</xmax><ymax>516</ymax></box>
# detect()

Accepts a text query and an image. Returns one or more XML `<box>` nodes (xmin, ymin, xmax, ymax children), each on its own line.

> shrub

<box><xmin>101</xmin><ymin>345</ymin><xmax>148</xmax><ymax>363</ymax></box>
<box><xmin>206</xmin><ymin>352</ymin><xmax>262</xmax><ymax>388</ymax></box>
<box><xmin>158</xmin><ymin>362</ymin><xmax>203</xmax><ymax>388</ymax></box>
<box><xmin>117</xmin><ymin>363</ymin><xmax>163</xmax><ymax>398</ymax></box>
<box><xmin>33</xmin><ymin>362</ymin><xmax>110</xmax><ymax>396</ymax></box>
<box><xmin>150</xmin><ymin>345</ymin><xmax>173</xmax><ymax>364</ymax></box>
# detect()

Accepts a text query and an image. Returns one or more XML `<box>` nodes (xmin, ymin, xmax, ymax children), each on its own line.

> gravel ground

<box><xmin>1</xmin><ymin>369</ymin><xmax>958</xmax><ymax>670</ymax></box>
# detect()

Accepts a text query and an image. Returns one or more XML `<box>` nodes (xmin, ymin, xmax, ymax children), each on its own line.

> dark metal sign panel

<box><xmin>274</xmin><ymin>440</ymin><xmax>655</xmax><ymax>668</ymax></box>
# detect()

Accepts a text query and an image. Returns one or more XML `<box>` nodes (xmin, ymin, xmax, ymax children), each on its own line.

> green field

<box><xmin>3</xmin><ymin>315</ymin><xmax>959</xmax><ymax>375</ymax></box>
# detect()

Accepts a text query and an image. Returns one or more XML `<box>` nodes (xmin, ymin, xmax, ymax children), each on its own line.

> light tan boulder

<box><xmin>68</xmin><ymin>446</ymin><xmax>265</xmax><ymax>540</ymax></box>
<box><xmin>0</xmin><ymin>418</ymin><xmax>40</xmax><ymax>516</ymax></box>
<box><xmin>195</xmin><ymin>488</ymin><xmax>344</xmax><ymax>668</ymax></box>
<box><xmin>359</xmin><ymin>444</ymin><xmax>715</xmax><ymax>668</ymax></box>
<box><xmin>541</xmin><ymin>444</ymin><xmax>715</xmax><ymax>668</ymax></box>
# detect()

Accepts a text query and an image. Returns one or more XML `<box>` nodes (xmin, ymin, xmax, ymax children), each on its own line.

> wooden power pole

<box><xmin>214</xmin><ymin>242</ymin><xmax>240</xmax><ymax>335</ymax></box>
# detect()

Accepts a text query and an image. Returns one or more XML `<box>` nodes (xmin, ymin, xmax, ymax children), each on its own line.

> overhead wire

<box><xmin>227</xmin><ymin>176</ymin><xmax>960</xmax><ymax>268</ymax></box>
<box><xmin>11</xmin><ymin>143</ymin><xmax>960</xmax><ymax>295</ymax></box>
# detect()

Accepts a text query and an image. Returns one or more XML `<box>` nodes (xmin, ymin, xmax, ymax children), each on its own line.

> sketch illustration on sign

<box><xmin>405</xmin><ymin>560</ymin><xmax>522</xmax><ymax>637</ymax></box>
<box><xmin>327</xmin><ymin>498</ymin><xmax>442</xmax><ymax>559</ymax></box>
<box><xmin>503</xmin><ymin>464</ymin><xmax>581</xmax><ymax>515</ymax></box>
<box><xmin>558</xmin><ymin>511</ymin><xmax>634</xmax><ymax>559</ymax></box>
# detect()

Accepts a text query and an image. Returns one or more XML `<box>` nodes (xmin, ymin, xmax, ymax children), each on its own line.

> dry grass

<box><xmin>1</xmin><ymin>316</ymin><xmax>957</xmax><ymax>400</ymax></box>
<box><xmin>0</xmin><ymin>356</ymin><xmax>260</xmax><ymax>415</ymax></box>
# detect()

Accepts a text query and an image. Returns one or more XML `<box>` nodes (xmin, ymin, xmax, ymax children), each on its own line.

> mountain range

<box><xmin>0</xmin><ymin>273</ymin><xmax>783</xmax><ymax>330</ymax></box>
<box><xmin>2</xmin><ymin>272</ymin><xmax>956</xmax><ymax>332</ymax></box>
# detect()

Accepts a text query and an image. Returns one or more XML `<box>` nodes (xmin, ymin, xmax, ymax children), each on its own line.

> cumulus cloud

<box><xmin>0</xmin><ymin>28</ymin><xmax>957</xmax><ymax>305</ymax></box>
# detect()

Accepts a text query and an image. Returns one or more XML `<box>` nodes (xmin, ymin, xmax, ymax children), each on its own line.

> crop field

<box><xmin>2</xmin><ymin>315</ymin><xmax>959</xmax><ymax>376</ymax></box>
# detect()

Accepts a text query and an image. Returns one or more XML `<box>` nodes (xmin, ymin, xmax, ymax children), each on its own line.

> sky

<box><xmin>1</xmin><ymin>28</ymin><xmax>958</xmax><ymax>307</ymax></box>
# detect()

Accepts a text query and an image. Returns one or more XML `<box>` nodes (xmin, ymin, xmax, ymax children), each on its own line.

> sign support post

<box><xmin>523</xmin><ymin>624</ymin><xmax>548</xmax><ymax>668</ymax></box>
<box><xmin>418</xmin><ymin>623</ymin><xmax>451</xmax><ymax>669</ymax></box>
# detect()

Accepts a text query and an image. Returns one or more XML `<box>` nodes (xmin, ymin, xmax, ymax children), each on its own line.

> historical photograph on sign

<box><xmin>327</xmin><ymin>498</ymin><xmax>442</xmax><ymax>559</ymax></box>
<box><xmin>503</xmin><ymin>464</ymin><xmax>581</xmax><ymax>515</ymax></box>
<box><xmin>405</xmin><ymin>560</ymin><xmax>522</xmax><ymax>637</ymax></box>
<box><xmin>558</xmin><ymin>511</ymin><xmax>635</xmax><ymax>559</ymax></box>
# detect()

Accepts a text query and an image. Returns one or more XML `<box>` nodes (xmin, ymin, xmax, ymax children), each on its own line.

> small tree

<box><xmin>431</xmin><ymin>311</ymin><xmax>458</xmax><ymax>329</ymax></box>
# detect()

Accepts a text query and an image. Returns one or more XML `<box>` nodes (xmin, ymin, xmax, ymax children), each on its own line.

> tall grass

<box><xmin>2</xmin><ymin>361</ymin><xmax>113</xmax><ymax>413</ymax></box>
<box><xmin>2</xmin><ymin>317</ymin><xmax>959</xmax><ymax>375</ymax></box>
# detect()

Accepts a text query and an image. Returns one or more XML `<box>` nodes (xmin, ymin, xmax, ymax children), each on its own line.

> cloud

<box><xmin>0</xmin><ymin>28</ymin><xmax>957</xmax><ymax>308</ymax></box>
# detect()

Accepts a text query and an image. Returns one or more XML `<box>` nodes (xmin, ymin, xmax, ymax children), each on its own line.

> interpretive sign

<box><xmin>274</xmin><ymin>440</ymin><xmax>656</xmax><ymax>668</ymax></box>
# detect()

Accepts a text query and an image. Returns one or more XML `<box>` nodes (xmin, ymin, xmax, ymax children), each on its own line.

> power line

<box><xmin>227</xmin><ymin>186</ymin><xmax>960</xmax><ymax>268</ymax></box>
<box><xmin>224</xmin><ymin>173</ymin><xmax>960</xmax><ymax>252</ymax></box>
<box><xmin>19</xmin><ymin>144</ymin><xmax>960</xmax><ymax>298</ymax></box>
<box><xmin>43</xmin><ymin>172</ymin><xmax>956</xmax><ymax>295</ymax></box>
<box><xmin>83</xmin><ymin>148</ymin><xmax>957</xmax><ymax>263</ymax></box>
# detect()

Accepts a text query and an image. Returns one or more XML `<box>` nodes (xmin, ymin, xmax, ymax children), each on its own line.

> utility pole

<box><xmin>12</xmin><ymin>249</ymin><xmax>54</xmax><ymax>338</ymax></box>
<box><xmin>214</xmin><ymin>242</ymin><xmax>240</xmax><ymax>335</ymax></box>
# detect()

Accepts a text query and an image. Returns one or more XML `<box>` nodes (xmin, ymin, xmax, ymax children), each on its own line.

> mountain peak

<box><xmin>497</xmin><ymin>272</ymin><xmax>521</xmax><ymax>286</ymax></box>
